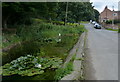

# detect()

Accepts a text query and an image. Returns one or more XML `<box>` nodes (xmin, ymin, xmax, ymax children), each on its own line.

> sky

<box><xmin>90</xmin><ymin>0</ymin><xmax>119</xmax><ymax>13</ymax></box>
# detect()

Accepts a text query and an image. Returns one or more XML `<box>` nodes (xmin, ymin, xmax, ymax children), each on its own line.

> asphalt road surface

<box><xmin>84</xmin><ymin>24</ymin><xmax>118</xmax><ymax>80</ymax></box>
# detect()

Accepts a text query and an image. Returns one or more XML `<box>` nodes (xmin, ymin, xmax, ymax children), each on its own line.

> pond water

<box><xmin>3</xmin><ymin>69</ymin><xmax>55</xmax><ymax>81</ymax></box>
<box><xmin>2</xmin><ymin>41</ymin><xmax>40</xmax><ymax>65</ymax></box>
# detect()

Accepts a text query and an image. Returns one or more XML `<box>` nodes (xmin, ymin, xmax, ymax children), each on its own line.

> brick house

<box><xmin>99</xmin><ymin>6</ymin><xmax>120</xmax><ymax>23</ymax></box>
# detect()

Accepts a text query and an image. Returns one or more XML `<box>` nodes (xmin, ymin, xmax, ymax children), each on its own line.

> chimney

<box><xmin>105</xmin><ymin>6</ymin><xmax>108</xmax><ymax>9</ymax></box>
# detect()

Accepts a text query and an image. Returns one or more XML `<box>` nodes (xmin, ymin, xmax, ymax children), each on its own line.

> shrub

<box><xmin>118</xmin><ymin>28</ymin><xmax>120</xmax><ymax>33</ymax></box>
<box><xmin>106</xmin><ymin>19</ymin><xmax>120</xmax><ymax>24</ymax></box>
<box><xmin>106</xmin><ymin>20</ymin><xmax>112</xmax><ymax>24</ymax></box>
<box><xmin>52</xmin><ymin>21</ymin><xmax>64</xmax><ymax>25</ymax></box>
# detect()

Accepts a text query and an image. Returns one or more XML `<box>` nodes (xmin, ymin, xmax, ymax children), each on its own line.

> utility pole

<box><xmin>112</xmin><ymin>6</ymin><xmax>114</xmax><ymax>29</ymax></box>
<box><xmin>65</xmin><ymin>2</ymin><xmax>68</xmax><ymax>25</ymax></box>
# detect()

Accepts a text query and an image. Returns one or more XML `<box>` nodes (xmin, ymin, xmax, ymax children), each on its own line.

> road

<box><xmin>84</xmin><ymin>24</ymin><xmax>118</xmax><ymax>80</ymax></box>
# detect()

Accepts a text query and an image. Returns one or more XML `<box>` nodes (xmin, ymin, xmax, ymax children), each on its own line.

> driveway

<box><xmin>84</xmin><ymin>23</ymin><xmax>118</xmax><ymax>80</ymax></box>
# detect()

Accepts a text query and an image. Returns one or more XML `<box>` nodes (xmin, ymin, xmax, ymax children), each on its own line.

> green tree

<box><xmin>2</xmin><ymin>2</ymin><xmax>35</xmax><ymax>28</ymax></box>
<box><xmin>94</xmin><ymin>9</ymin><xmax>100</xmax><ymax>22</ymax></box>
<box><xmin>56</xmin><ymin>2</ymin><xmax>95</xmax><ymax>23</ymax></box>
<box><xmin>2</xmin><ymin>2</ymin><xmax>59</xmax><ymax>28</ymax></box>
<box><xmin>2</xmin><ymin>2</ymin><xmax>96</xmax><ymax>28</ymax></box>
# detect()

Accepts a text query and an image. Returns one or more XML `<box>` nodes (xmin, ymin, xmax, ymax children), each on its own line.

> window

<box><xmin>113</xmin><ymin>13</ymin><xmax>118</xmax><ymax>16</ymax></box>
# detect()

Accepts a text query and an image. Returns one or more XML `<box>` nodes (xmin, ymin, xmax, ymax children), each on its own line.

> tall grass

<box><xmin>16</xmin><ymin>23</ymin><xmax>85</xmax><ymax>42</ymax></box>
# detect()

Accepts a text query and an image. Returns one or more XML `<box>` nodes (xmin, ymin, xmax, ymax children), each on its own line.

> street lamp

<box><xmin>112</xmin><ymin>6</ymin><xmax>114</xmax><ymax>29</ymax></box>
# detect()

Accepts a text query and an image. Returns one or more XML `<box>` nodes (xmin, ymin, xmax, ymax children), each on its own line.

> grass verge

<box><xmin>106</xmin><ymin>28</ymin><xmax>118</xmax><ymax>31</ymax></box>
<box><xmin>54</xmin><ymin>62</ymin><xmax>73</xmax><ymax>81</ymax></box>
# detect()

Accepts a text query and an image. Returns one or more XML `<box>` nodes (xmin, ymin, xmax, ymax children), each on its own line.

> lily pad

<box><xmin>1</xmin><ymin>55</ymin><xmax>63</xmax><ymax>76</ymax></box>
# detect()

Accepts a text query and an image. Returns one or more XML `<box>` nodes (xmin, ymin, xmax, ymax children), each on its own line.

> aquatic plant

<box><xmin>1</xmin><ymin>55</ymin><xmax>63</xmax><ymax>76</ymax></box>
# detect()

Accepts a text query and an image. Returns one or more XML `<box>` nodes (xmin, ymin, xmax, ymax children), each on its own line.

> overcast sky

<box><xmin>90</xmin><ymin>0</ymin><xmax>119</xmax><ymax>13</ymax></box>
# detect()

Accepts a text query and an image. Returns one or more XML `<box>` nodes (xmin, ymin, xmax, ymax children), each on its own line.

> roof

<box><xmin>101</xmin><ymin>6</ymin><xmax>112</xmax><ymax>14</ymax></box>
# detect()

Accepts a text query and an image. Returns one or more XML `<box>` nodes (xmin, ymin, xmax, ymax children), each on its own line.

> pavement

<box><xmin>84</xmin><ymin>23</ymin><xmax>118</xmax><ymax>80</ymax></box>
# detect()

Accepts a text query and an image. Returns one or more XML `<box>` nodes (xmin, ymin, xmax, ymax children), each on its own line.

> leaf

<box><xmin>1</xmin><ymin>55</ymin><xmax>63</xmax><ymax>76</ymax></box>
<box><xmin>2</xmin><ymin>63</ymin><xmax>11</xmax><ymax>69</ymax></box>
<box><xmin>2</xmin><ymin>70</ymin><xmax>16</xmax><ymax>76</ymax></box>
<box><xmin>51</xmin><ymin>62</ymin><xmax>61</xmax><ymax>68</ymax></box>
<box><xmin>27</xmin><ymin>70</ymin><xmax>44</xmax><ymax>76</ymax></box>
<box><xmin>18</xmin><ymin>68</ymin><xmax>44</xmax><ymax>76</ymax></box>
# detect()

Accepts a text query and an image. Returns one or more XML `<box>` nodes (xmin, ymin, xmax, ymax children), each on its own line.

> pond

<box><xmin>2</xmin><ymin>35</ymin><xmax>79</xmax><ymax>81</ymax></box>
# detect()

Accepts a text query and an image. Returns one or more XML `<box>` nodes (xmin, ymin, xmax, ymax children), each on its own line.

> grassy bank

<box><xmin>106</xmin><ymin>28</ymin><xmax>119</xmax><ymax>31</ymax></box>
<box><xmin>80</xmin><ymin>21</ymin><xmax>89</xmax><ymax>24</ymax></box>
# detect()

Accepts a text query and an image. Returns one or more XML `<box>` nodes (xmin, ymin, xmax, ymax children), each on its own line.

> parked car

<box><xmin>94</xmin><ymin>23</ymin><xmax>101</xmax><ymax>29</ymax></box>
<box><xmin>92</xmin><ymin>21</ymin><xmax>96</xmax><ymax>25</ymax></box>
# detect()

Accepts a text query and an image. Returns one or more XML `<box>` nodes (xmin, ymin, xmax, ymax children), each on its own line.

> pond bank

<box><xmin>60</xmin><ymin>32</ymin><xmax>87</xmax><ymax>80</ymax></box>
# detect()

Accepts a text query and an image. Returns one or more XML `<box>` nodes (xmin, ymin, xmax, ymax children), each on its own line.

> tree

<box><xmin>56</xmin><ymin>2</ymin><xmax>95</xmax><ymax>23</ymax></box>
<box><xmin>2</xmin><ymin>2</ymin><xmax>96</xmax><ymax>28</ymax></box>
<box><xmin>2</xmin><ymin>2</ymin><xmax>59</xmax><ymax>28</ymax></box>
<box><xmin>2</xmin><ymin>2</ymin><xmax>35</xmax><ymax>28</ymax></box>
<box><xmin>94</xmin><ymin>9</ymin><xmax>100</xmax><ymax>22</ymax></box>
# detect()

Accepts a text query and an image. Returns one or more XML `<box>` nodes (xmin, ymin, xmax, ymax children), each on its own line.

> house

<box><xmin>99</xmin><ymin>6</ymin><xmax>120</xmax><ymax>23</ymax></box>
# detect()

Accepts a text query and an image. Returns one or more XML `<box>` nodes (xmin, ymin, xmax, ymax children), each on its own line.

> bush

<box><xmin>118</xmin><ymin>28</ymin><xmax>120</xmax><ymax>33</ymax></box>
<box><xmin>106</xmin><ymin>19</ymin><xmax>120</xmax><ymax>24</ymax></box>
<box><xmin>67</xmin><ymin>23</ymin><xmax>79</xmax><ymax>26</ymax></box>
<box><xmin>106</xmin><ymin>20</ymin><xmax>112</xmax><ymax>24</ymax></box>
<box><xmin>52</xmin><ymin>21</ymin><xmax>64</xmax><ymax>25</ymax></box>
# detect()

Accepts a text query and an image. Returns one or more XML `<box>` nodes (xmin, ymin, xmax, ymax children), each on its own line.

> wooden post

<box><xmin>64</xmin><ymin>2</ymin><xmax>68</xmax><ymax>25</ymax></box>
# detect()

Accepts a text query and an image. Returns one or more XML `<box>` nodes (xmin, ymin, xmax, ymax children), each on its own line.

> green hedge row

<box><xmin>106</xmin><ymin>19</ymin><xmax>120</xmax><ymax>24</ymax></box>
